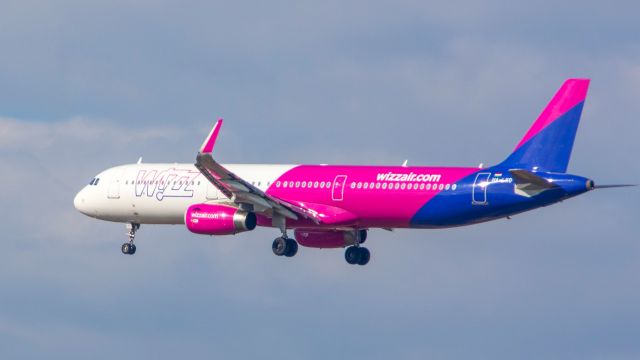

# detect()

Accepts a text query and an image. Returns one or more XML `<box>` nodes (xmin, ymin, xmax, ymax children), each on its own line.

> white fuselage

<box><xmin>74</xmin><ymin>163</ymin><xmax>295</xmax><ymax>224</ymax></box>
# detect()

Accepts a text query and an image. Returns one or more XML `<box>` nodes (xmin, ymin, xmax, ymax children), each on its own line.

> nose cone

<box><xmin>74</xmin><ymin>187</ymin><xmax>95</xmax><ymax>217</ymax></box>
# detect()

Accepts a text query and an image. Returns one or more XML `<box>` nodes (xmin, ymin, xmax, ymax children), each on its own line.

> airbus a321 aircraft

<box><xmin>74</xmin><ymin>79</ymin><xmax>633</xmax><ymax>265</ymax></box>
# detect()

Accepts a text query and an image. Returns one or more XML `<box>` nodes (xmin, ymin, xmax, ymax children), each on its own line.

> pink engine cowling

<box><xmin>185</xmin><ymin>204</ymin><xmax>257</xmax><ymax>235</ymax></box>
<box><xmin>294</xmin><ymin>229</ymin><xmax>366</xmax><ymax>248</ymax></box>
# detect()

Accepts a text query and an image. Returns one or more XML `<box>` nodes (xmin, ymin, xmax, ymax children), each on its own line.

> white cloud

<box><xmin>0</xmin><ymin>116</ymin><xmax>180</xmax><ymax>151</ymax></box>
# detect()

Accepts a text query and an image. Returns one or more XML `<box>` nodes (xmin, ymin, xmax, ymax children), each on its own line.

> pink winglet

<box><xmin>200</xmin><ymin>119</ymin><xmax>223</xmax><ymax>153</ymax></box>
<box><xmin>515</xmin><ymin>79</ymin><xmax>590</xmax><ymax>150</ymax></box>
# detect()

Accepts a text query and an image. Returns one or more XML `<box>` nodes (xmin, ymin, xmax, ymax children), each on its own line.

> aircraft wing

<box><xmin>194</xmin><ymin>120</ymin><xmax>321</xmax><ymax>223</ymax></box>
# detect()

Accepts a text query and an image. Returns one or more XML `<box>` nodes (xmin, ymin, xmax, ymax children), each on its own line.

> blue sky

<box><xmin>0</xmin><ymin>1</ymin><xmax>639</xmax><ymax>359</ymax></box>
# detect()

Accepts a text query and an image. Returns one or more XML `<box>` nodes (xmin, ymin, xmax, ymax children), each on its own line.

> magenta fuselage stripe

<box><xmin>514</xmin><ymin>80</ymin><xmax>589</xmax><ymax>150</ymax></box>
<box><xmin>264</xmin><ymin>165</ymin><xmax>478</xmax><ymax>228</ymax></box>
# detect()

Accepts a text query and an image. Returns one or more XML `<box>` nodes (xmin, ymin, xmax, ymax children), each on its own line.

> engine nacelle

<box><xmin>185</xmin><ymin>204</ymin><xmax>257</xmax><ymax>235</ymax></box>
<box><xmin>294</xmin><ymin>229</ymin><xmax>366</xmax><ymax>248</ymax></box>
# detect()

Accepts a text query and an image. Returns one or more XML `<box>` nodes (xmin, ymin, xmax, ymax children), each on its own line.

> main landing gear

<box><xmin>271</xmin><ymin>215</ymin><xmax>298</xmax><ymax>258</ymax></box>
<box><xmin>345</xmin><ymin>229</ymin><xmax>370</xmax><ymax>266</ymax></box>
<box><xmin>345</xmin><ymin>246</ymin><xmax>370</xmax><ymax>265</ymax></box>
<box><xmin>272</xmin><ymin>236</ymin><xmax>298</xmax><ymax>257</ymax></box>
<box><xmin>121</xmin><ymin>222</ymin><xmax>140</xmax><ymax>255</ymax></box>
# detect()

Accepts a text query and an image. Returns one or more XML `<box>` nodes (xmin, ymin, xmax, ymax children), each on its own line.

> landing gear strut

<box><xmin>121</xmin><ymin>223</ymin><xmax>140</xmax><ymax>255</ymax></box>
<box><xmin>345</xmin><ymin>229</ymin><xmax>370</xmax><ymax>265</ymax></box>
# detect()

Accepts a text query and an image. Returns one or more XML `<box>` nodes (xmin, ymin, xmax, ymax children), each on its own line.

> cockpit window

<box><xmin>94</xmin><ymin>178</ymin><xmax>100</xmax><ymax>185</ymax></box>
<box><xmin>89</xmin><ymin>178</ymin><xmax>95</xmax><ymax>185</ymax></box>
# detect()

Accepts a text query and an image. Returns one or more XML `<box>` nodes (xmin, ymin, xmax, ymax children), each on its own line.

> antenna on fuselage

<box><xmin>402</xmin><ymin>160</ymin><xmax>408</xmax><ymax>167</ymax></box>
<box><xmin>137</xmin><ymin>157</ymin><xmax>143</xmax><ymax>164</ymax></box>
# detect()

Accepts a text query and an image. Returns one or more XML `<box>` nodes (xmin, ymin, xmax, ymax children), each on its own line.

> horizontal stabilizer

<box><xmin>509</xmin><ymin>169</ymin><xmax>558</xmax><ymax>197</ymax></box>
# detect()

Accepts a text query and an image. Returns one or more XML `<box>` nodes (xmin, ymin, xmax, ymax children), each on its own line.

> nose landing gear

<box><xmin>121</xmin><ymin>223</ymin><xmax>140</xmax><ymax>255</ymax></box>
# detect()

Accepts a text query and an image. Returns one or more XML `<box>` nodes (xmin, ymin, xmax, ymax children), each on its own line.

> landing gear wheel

<box><xmin>357</xmin><ymin>247</ymin><xmax>370</xmax><ymax>265</ymax></box>
<box><xmin>272</xmin><ymin>237</ymin><xmax>288</xmax><ymax>256</ymax></box>
<box><xmin>272</xmin><ymin>237</ymin><xmax>298</xmax><ymax>257</ymax></box>
<box><xmin>358</xmin><ymin>229</ymin><xmax>367</xmax><ymax>244</ymax></box>
<box><xmin>284</xmin><ymin>239</ymin><xmax>298</xmax><ymax>257</ymax></box>
<box><xmin>345</xmin><ymin>246</ymin><xmax>359</xmax><ymax>264</ymax></box>
<box><xmin>345</xmin><ymin>246</ymin><xmax>370</xmax><ymax>265</ymax></box>
<box><xmin>121</xmin><ymin>243</ymin><xmax>132</xmax><ymax>255</ymax></box>
<box><xmin>129</xmin><ymin>244</ymin><xmax>137</xmax><ymax>255</ymax></box>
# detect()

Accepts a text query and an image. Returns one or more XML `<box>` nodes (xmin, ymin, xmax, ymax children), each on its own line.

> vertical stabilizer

<box><xmin>499</xmin><ymin>79</ymin><xmax>590</xmax><ymax>173</ymax></box>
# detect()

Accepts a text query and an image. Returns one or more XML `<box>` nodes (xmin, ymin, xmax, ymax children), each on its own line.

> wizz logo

<box><xmin>135</xmin><ymin>168</ymin><xmax>201</xmax><ymax>201</ymax></box>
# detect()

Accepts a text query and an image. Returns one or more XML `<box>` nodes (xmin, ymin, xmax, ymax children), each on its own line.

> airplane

<box><xmin>73</xmin><ymin>78</ymin><xmax>633</xmax><ymax>265</ymax></box>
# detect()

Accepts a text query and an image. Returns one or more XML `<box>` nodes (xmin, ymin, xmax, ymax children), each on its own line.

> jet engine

<box><xmin>294</xmin><ymin>229</ymin><xmax>366</xmax><ymax>248</ymax></box>
<box><xmin>185</xmin><ymin>204</ymin><xmax>257</xmax><ymax>235</ymax></box>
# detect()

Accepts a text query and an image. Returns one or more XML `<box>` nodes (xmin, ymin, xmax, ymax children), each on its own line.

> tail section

<box><xmin>499</xmin><ymin>79</ymin><xmax>590</xmax><ymax>173</ymax></box>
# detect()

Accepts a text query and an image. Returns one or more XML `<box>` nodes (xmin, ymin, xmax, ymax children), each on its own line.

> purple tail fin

<box><xmin>499</xmin><ymin>79</ymin><xmax>590</xmax><ymax>173</ymax></box>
